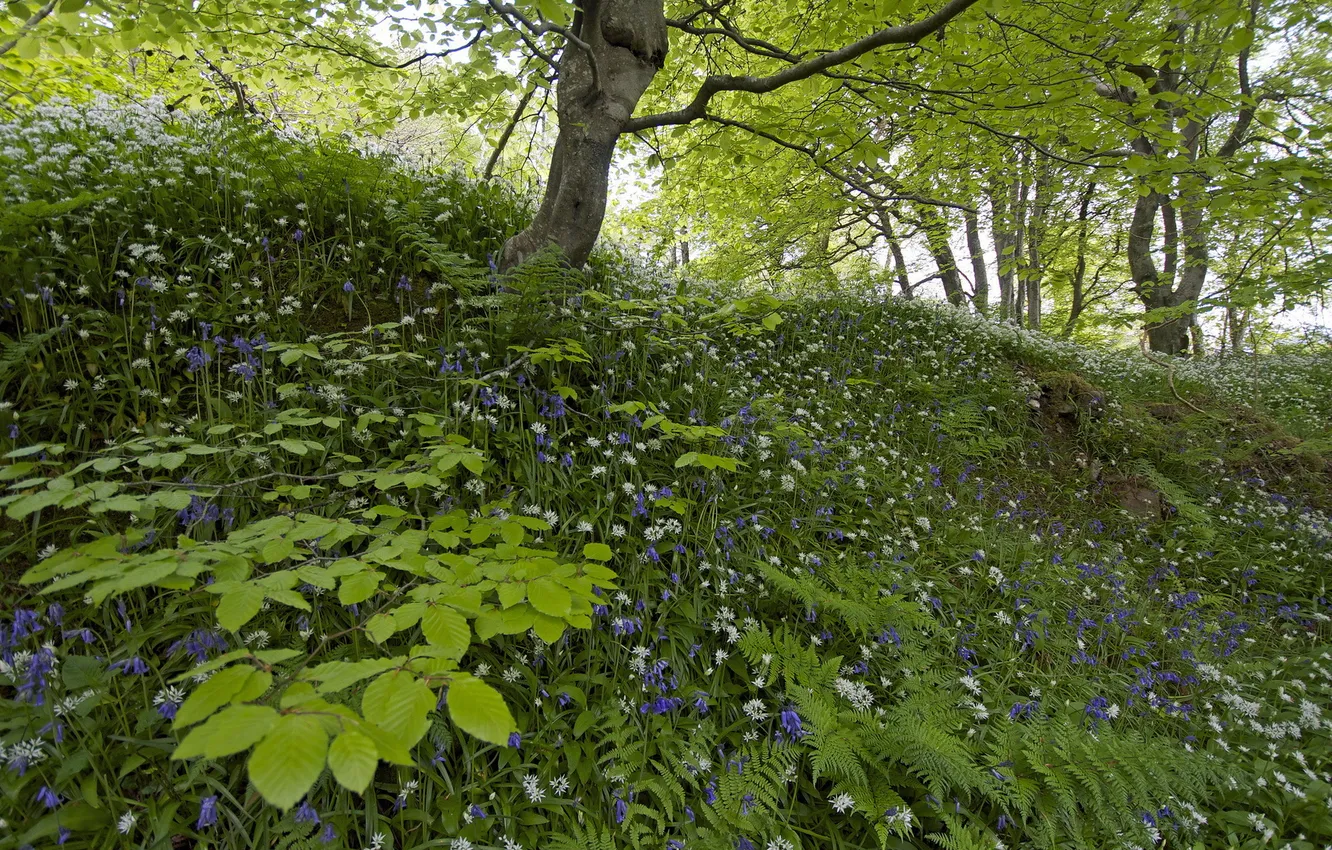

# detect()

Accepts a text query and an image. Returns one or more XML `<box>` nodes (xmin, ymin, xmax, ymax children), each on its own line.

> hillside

<box><xmin>3</xmin><ymin>99</ymin><xmax>1332</xmax><ymax>850</ymax></box>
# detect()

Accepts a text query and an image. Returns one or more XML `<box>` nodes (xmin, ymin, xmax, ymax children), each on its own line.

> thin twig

<box><xmin>0</xmin><ymin>0</ymin><xmax>57</xmax><ymax>58</ymax></box>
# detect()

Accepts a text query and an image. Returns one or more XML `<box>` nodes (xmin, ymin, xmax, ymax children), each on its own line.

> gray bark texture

<box><xmin>917</xmin><ymin>205</ymin><xmax>966</xmax><ymax>308</ymax></box>
<box><xmin>964</xmin><ymin>205</ymin><xmax>988</xmax><ymax>315</ymax></box>
<box><xmin>1128</xmin><ymin>190</ymin><xmax>1205</xmax><ymax>356</ymax></box>
<box><xmin>500</xmin><ymin>0</ymin><xmax>667</xmax><ymax>271</ymax></box>
<box><xmin>988</xmin><ymin>182</ymin><xmax>1015</xmax><ymax>321</ymax></box>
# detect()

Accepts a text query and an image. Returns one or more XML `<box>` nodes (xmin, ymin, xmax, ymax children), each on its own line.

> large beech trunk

<box><xmin>1128</xmin><ymin>191</ymin><xmax>1208</xmax><ymax>356</ymax></box>
<box><xmin>499</xmin><ymin>0</ymin><xmax>667</xmax><ymax>271</ymax></box>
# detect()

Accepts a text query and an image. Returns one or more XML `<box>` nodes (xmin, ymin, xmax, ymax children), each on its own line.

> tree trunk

<box><xmin>917</xmin><ymin>205</ymin><xmax>966</xmax><ymax>308</ymax></box>
<box><xmin>499</xmin><ymin>1</ymin><xmax>667</xmax><ymax>271</ymax></box>
<box><xmin>1012</xmin><ymin>177</ymin><xmax>1028</xmax><ymax>325</ymax></box>
<box><xmin>1022</xmin><ymin>162</ymin><xmax>1052</xmax><ymax>331</ymax></box>
<box><xmin>880</xmin><ymin>213</ymin><xmax>913</xmax><ymax>298</ymax></box>
<box><xmin>963</xmin><ymin>204</ymin><xmax>989</xmax><ymax>315</ymax></box>
<box><xmin>1063</xmin><ymin>180</ymin><xmax>1096</xmax><ymax>336</ymax></box>
<box><xmin>1128</xmin><ymin>188</ymin><xmax>1205</xmax><ymax>356</ymax></box>
<box><xmin>988</xmin><ymin>181</ymin><xmax>1015</xmax><ymax>321</ymax></box>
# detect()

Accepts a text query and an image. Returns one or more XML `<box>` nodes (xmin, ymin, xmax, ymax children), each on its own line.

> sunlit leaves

<box><xmin>248</xmin><ymin>715</ymin><xmax>329</xmax><ymax>809</ymax></box>
<box><xmin>327</xmin><ymin>730</ymin><xmax>379</xmax><ymax>794</ymax></box>
<box><xmin>447</xmin><ymin>676</ymin><xmax>517</xmax><ymax>745</ymax></box>
<box><xmin>360</xmin><ymin>670</ymin><xmax>436</xmax><ymax>750</ymax></box>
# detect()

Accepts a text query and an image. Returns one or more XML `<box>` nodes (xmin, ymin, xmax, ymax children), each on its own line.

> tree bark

<box><xmin>917</xmin><ymin>205</ymin><xmax>966</xmax><ymax>308</ymax></box>
<box><xmin>963</xmin><ymin>204</ymin><xmax>989</xmax><ymax>315</ymax></box>
<box><xmin>1023</xmin><ymin>162</ymin><xmax>1053</xmax><ymax>331</ymax></box>
<box><xmin>1063</xmin><ymin>180</ymin><xmax>1096</xmax><ymax>336</ymax></box>
<box><xmin>878</xmin><ymin>212</ymin><xmax>913</xmax><ymax>298</ymax></box>
<box><xmin>499</xmin><ymin>0</ymin><xmax>667</xmax><ymax>271</ymax></box>
<box><xmin>1012</xmin><ymin>178</ymin><xmax>1029</xmax><ymax>325</ymax></box>
<box><xmin>988</xmin><ymin>181</ymin><xmax>1015</xmax><ymax>321</ymax></box>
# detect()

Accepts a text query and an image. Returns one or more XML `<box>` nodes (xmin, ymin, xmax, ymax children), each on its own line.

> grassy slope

<box><xmin>2</xmin><ymin>100</ymin><xmax>1332</xmax><ymax>850</ymax></box>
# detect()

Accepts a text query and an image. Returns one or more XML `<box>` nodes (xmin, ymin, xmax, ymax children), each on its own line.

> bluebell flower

<box><xmin>35</xmin><ymin>785</ymin><xmax>60</xmax><ymax>809</ymax></box>
<box><xmin>185</xmin><ymin>346</ymin><xmax>212</xmax><ymax>373</ymax></box>
<box><xmin>196</xmin><ymin>795</ymin><xmax>218</xmax><ymax>829</ymax></box>
<box><xmin>779</xmin><ymin>705</ymin><xmax>804</xmax><ymax>738</ymax></box>
<box><xmin>109</xmin><ymin>656</ymin><xmax>149</xmax><ymax>675</ymax></box>
<box><xmin>294</xmin><ymin>801</ymin><xmax>320</xmax><ymax>824</ymax></box>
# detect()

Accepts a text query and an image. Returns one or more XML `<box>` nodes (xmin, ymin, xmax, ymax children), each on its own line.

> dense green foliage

<box><xmin>6</xmin><ymin>0</ymin><xmax>1332</xmax><ymax>349</ymax></box>
<box><xmin>3</xmin><ymin>103</ymin><xmax>1332</xmax><ymax>850</ymax></box>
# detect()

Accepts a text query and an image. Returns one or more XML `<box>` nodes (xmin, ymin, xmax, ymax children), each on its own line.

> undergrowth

<box><xmin>2</xmin><ymin>99</ymin><xmax>1332</xmax><ymax>850</ymax></box>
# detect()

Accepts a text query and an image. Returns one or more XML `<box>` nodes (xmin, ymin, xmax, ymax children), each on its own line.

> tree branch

<box><xmin>1216</xmin><ymin>0</ymin><xmax>1258</xmax><ymax>159</ymax></box>
<box><xmin>485</xmin><ymin>0</ymin><xmax>598</xmax><ymax>88</ymax></box>
<box><xmin>484</xmin><ymin>83</ymin><xmax>539</xmax><ymax>179</ymax></box>
<box><xmin>694</xmin><ymin>113</ymin><xmax>976</xmax><ymax>213</ymax></box>
<box><xmin>664</xmin><ymin>15</ymin><xmax>802</xmax><ymax>63</ymax></box>
<box><xmin>0</xmin><ymin>0</ymin><xmax>57</xmax><ymax>58</ymax></box>
<box><xmin>284</xmin><ymin>28</ymin><xmax>485</xmax><ymax>70</ymax></box>
<box><xmin>624</xmin><ymin>0</ymin><xmax>982</xmax><ymax>132</ymax></box>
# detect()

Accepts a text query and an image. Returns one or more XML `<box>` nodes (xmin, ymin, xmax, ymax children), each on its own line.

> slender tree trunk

<box><xmin>988</xmin><ymin>181</ymin><xmax>1015</xmax><ymax>321</ymax></box>
<box><xmin>1064</xmin><ymin>180</ymin><xmax>1096</xmax><ymax>336</ymax></box>
<box><xmin>917</xmin><ymin>205</ymin><xmax>966</xmax><ymax>308</ymax></box>
<box><xmin>1023</xmin><ymin>163</ymin><xmax>1053</xmax><ymax>331</ymax></box>
<box><xmin>500</xmin><ymin>1</ymin><xmax>667</xmax><ymax>270</ymax></box>
<box><xmin>1012</xmin><ymin>177</ymin><xmax>1029</xmax><ymax>325</ymax></box>
<box><xmin>880</xmin><ymin>213</ymin><xmax>913</xmax><ymax>298</ymax></box>
<box><xmin>964</xmin><ymin>204</ymin><xmax>989</xmax><ymax>315</ymax></box>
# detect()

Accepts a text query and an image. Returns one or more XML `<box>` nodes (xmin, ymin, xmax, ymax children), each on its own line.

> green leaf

<box><xmin>364</xmin><ymin>612</ymin><xmax>397</xmax><ymax>643</ymax></box>
<box><xmin>447</xmin><ymin>676</ymin><xmax>516</xmax><ymax>745</ymax></box>
<box><xmin>232</xmin><ymin>669</ymin><xmax>273</xmax><ymax>703</ymax></box>
<box><xmin>533</xmin><ymin>612</ymin><xmax>565</xmax><ymax>643</ymax></box>
<box><xmin>174</xmin><ymin>666</ymin><xmax>254</xmax><ymax>728</ymax></box>
<box><xmin>327</xmin><ymin>729</ymin><xmax>379</xmax><ymax>794</ymax></box>
<box><xmin>573</xmin><ymin>709</ymin><xmax>598</xmax><ymax>738</ymax></box>
<box><xmin>497</xmin><ymin>582</ymin><xmax>526</xmax><ymax>609</ymax></box>
<box><xmin>474</xmin><ymin>608</ymin><xmax>504</xmax><ymax>640</ymax></box>
<box><xmin>216</xmin><ymin>584</ymin><xmax>265</xmax><ymax>631</ymax></box>
<box><xmin>526</xmin><ymin>577</ymin><xmax>571</xmax><ymax>617</ymax></box>
<box><xmin>582</xmin><ymin>542</ymin><xmax>612</xmax><ymax>561</ymax></box>
<box><xmin>305</xmin><ymin>658</ymin><xmax>399</xmax><ymax>693</ymax></box>
<box><xmin>62</xmin><ymin>655</ymin><xmax>105</xmax><ymax>689</ymax></box>
<box><xmin>201</xmin><ymin>705</ymin><xmax>279</xmax><ymax>758</ymax></box>
<box><xmin>247</xmin><ymin>714</ymin><xmax>329</xmax><ymax>809</ymax></box>
<box><xmin>361</xmin><ymin>670</ymin><xmax>435</xmax><ymax>749</ymax></box>
<box><xmin>339</xmin><ymin>570</ymin><xmax>382</xmax><ymax>605</ymax></box>
<box><xmin>260</xmin><ymin>536</ymin><xmax>297</xmax><ymax>564</ymax></box>
<box><xmin>500</xmin><ymin>520</ymin><xmax>524</xmax><ymax>545</ymax></box>
<box><xmin>420</xmin><ymin>605</ymin><xmax>471</xmax><ymax>658</ymax></box>
<box><xmin>674</xmin><ymin>451</ymin><xmax>699</xmax><ymax>468</ymax></box>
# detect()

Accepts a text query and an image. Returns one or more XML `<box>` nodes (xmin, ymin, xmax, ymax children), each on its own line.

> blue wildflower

<box><xmin>196</xmin><ymin>796</ymin><xmax>218</xmax><ymax>829</ymax></box>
